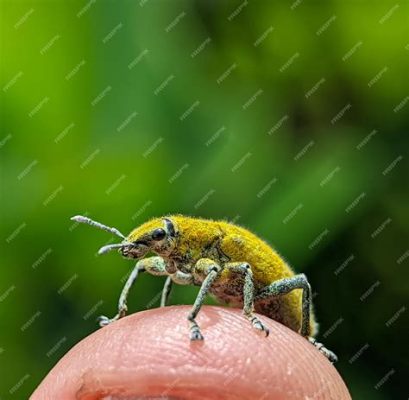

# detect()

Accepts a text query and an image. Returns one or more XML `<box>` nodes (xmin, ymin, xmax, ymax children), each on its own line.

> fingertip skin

<box><xmin>31</xmin><ymin>306</ymin><xmax>351</xmax><ymax>400</ymax></box>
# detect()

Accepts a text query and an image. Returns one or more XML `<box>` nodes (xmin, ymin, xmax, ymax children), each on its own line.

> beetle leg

<box><xmin>188</xmin><ymin>258</ymin><xmax>220</xmax><ymax>340</ymax></box>
<box><xmin>224</xmin><ymin>262</ymin><xmax>270</xmax><ymax>336</ymax></box>
<box><xmin>98</xmin><ymin>256</ymin><xmax>166</xmax><ymax>327</ymax></box>
<box><xmin>255</xmin><ymin>273</ymin><xmax>338</xmax><ymax>362</ymax></box>
<box><xmin>309</xmin><ymin>337</ymin><xmax>338</xmax><ymax>363</ymax></box>
<box><xmin>170</xmin><ymin>270</ymin><xmax>194</xmax><ymax>285</ymax></box>
<box><xmin>160</xmin><ymin>276</ymin><xmax>173</xmax><ymax>307</ymax></box>
<box><xmin>255</xmin><ymin>273</ymin><xmax>312</xmax><ymax>337</ymax></box>
<box><xmin>161</xmin><ymin>270</ymin><xmax>194</xmax><ymax>307</ymax></box>
<box><xmin>97</xmin><ymin>263</ymin><xmax>143</xmax><ymax>327</ymax></box>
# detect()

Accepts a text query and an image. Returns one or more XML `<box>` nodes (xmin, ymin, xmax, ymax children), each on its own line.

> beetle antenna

<box><xmin>98</xmin><ymin>243</ymin><xmax>129</xmax><ymax>255</ymax></box>
<box><xmin>71</xmin><ymin>215</ymin><xmax>126</xmax><ymax>239</ymax></box>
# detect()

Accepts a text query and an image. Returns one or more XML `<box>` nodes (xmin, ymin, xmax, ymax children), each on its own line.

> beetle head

<box><xmin>70</xmin><ymin>215</ymin><xmax>178</xmax><ymax>260</ymax></box>
<box><xmin>121</xmin><ymin>217</ymin><xmax>177</xmax><ymax>259</ymax></box>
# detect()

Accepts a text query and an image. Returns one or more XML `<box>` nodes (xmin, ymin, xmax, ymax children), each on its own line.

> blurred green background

<box><xmin>1</xmin><ymin>0</ymin><xmax>408</xmax><ymax>398</ymax></box>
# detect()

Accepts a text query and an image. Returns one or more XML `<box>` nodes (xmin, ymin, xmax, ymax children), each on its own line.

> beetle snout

<box><xmin>120</xmin><ymin>243</ymin><xmax>148</xmax><ymax>259</ymax></box>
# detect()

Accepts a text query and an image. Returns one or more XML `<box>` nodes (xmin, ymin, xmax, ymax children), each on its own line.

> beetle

<box><xmin>71</xmin><ymin>214</ymin><xmax>337</xmax><ymax>362</ymax></box>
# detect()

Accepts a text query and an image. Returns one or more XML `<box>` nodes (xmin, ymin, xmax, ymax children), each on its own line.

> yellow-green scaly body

<box><xmin>128</xmin><ymin>215</ymin><xmax>317</xmax><ymax>335</ymax></box>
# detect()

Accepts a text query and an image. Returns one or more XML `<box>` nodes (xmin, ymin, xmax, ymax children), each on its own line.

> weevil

<box><xmin>71</xmin><ymin>214</ymin><xmax>337</xmax><ymax>362</ymax></box>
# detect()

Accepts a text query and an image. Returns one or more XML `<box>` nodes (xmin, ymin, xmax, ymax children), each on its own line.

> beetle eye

<box><xmin>151</xmin><ymin>228</ymin><xmax>166</xmax><ymax>241</ymax></box>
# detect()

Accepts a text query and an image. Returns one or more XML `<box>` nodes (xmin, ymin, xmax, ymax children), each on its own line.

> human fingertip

<box><xmin>31</xmin><ymin>306</ymin><xmax>351</xmax><ymax>400</ymax></box>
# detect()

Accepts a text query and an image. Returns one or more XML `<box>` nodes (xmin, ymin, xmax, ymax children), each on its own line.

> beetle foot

<box><xmin>309</xmin><ymin>337</ymin><xmax>338</xmax><ymax>363</ymax></box>
<box><xmin>190</xmin><ymin>328</ymin><xmax>204</xmax><ymax>341</ymax></box>
<box><xmin>188</xmin><ymin>316</ymin><xmax>204</xmax><ymax>340</ymax></box>
<box><xmin>97</xmin><ymin>306</ymin><xmax>127</xmax><ymax>328</ymax></box>
<box><xmin>250</xmin><ymin>316</ymin><xmax>270</xmax><ymax>337</ymax></box>
<box><xmin>97</xmin><ymin>315</ymin><xmax>114</xmax><ymax>327</ymax></box>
